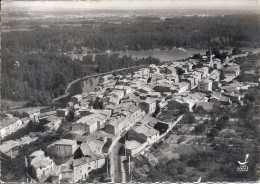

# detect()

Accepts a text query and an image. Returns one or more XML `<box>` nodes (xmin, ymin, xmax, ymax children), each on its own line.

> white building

<box><xmin>72</xmin><ymin>113</ymin><xmax>107</xmax><ymax>134</ymax></box>
<box><xmin>1</xmin><ymin>117</ymin><xmax>26</xmax><ymax>138</ymax></box>
<box><xmin>72</xmin><ymin>156</ymin><xmax>105</xmax><ymax>182</ymax></box>
<box><xmin>30</xmin><ymin>150</ymin><xmax>55</xmax><ymax>182</ymax></box>
<box><xmin>198</xmin><ymin>79</ymin><xmax>213</xmax><ymax>92</ymax></box>
<box><xmin>47</xmin><ymin>139</ymin><xmax>77</xmax><ymax>158</ymax></box>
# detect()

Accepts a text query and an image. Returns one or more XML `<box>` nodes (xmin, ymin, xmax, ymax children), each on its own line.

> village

<box><xmin>1</xmin><ymin>49</ymin><xmax>259</xmax><ymax>183</ymax></box>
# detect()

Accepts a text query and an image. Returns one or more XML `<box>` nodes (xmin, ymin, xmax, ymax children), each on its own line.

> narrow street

<box><xmin>110</xmin><ymin>141</ymin><xmax>123</xmax><ymax>183</ymax></box>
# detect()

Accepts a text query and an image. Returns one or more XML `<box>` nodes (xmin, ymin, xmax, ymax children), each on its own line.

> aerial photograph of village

<box><xmin>0</xmin><ymin>0</ymin><xmax>260</xmax><ymax>183</ymax></box>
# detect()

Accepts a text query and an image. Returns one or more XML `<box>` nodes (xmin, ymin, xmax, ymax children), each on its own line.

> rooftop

<box><xmin>0</xmin><ymin>140</ymin><xmax>20</xmax><ymax>153</ymax></box>
<box><xmin>199</xmin><ymin>78</ymin><xmax>212</xmax><ymax>83</ymax></box>
<box><xmin>60</xmin><ymin>164</ymin><xmax>73</xmax><ymax>173</ymax></box>
<box><xmin>31</xmin><ymin>156</ymin><xmax>53</xmax><ymax>169</ymax></box>
<box><xmin>224</xmin><ymin>64</ymin><xmax>240</xmax><ymax>72</ymax></box>
<box><xmin>30</xmin><ymin>150</ymin><xmax>45</xmax><ymax>158</ymax></box>
<box><xmin>48</xmin><ymin>139</ymin><xmax>76</xmax><ymax>147</ymax></box>
<box><xmin>38</xmin><ymin>111</ymin><xmax>57</xmax><ymax>117</ymax></box>
<box><xmin>75</xmin><ymin>113</ymin><xmax>107</xmax><ymax>126</ymax></box>
<box><xmin>73</xmin><ymin>154</ymin><xmax>104</xmax><ymax>167</ymax></box>
<box><xmin>1</xmin><ymin>117</ymin><xmax>21</xmax><ymax>128</ymax></box>
<box><xmin>80</xmin><ymin>143</ymin><xmax>93</xmax><ymax>156</ymax></box>
<box><xmin>47</xmin><ymin>115</ymin><xmax>62</xmax><ymax>122</ymax></box>
<box><xmin>132</xmin><ymin>124</ymin><xmax>159</xmax><ymax>137</ymax></box>
<box><xmin>125</xmin><ymin>140</ymin><xmax>143</xmax><ymax>150</ymax></box>
<box><xmin>142</xmin><ymin>97</ymin><xmax>156</xmax><ymax>104</ymax></box>
<box><xmin>108</xmin><ymin>116</ymin><xmax>127</xmax><ymax>127</ymax></box>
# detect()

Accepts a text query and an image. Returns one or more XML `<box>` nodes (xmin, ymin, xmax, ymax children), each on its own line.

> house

<box><xmin>88</xmin><ymin>109</ymin><xmax>112</xmax><ymax>119</ymax></box>
<box><xmin>165</xmin><ymin>67</ymin><xmax>177</xmax><ymax>75</ymax></box>
<box><xmin>103</xmin><ymin>96</ymin><xmax>121</xmax><ymax>107</ymax></box>
<box><xmin>166</xmin><ymin>75</ymin><xmax>179</xmax><ymax>83</ymax></box>
<box><xmin>72</xmin><ymin>113</ymin><xmax>107</xmax><ymax>134</ymax></box>
<box><xmin>72</xmin><ymin>155</ymin><xmax>105</xmax><ymax>182</ymax></box>
<box><xmin>147</xmin><ymin>92</ymin><xmax>161</xmax><ymax>98</ymax></box>
<box><xmin>30</xmin><ymin>150</ymin><xmax>55</xmax><ymax>182</ymax></box>
<box><xmin>0</xmin><ymin>117</ymin><xmax>26</xmax><ymax>138</ymax></box>
<box><xmin>227</xmin><ymin>93</ymin><xmax>243</xmax><ymax>104</ymax></box>
<box><xmin>118</xmin><ymin>78</ymin><xmax>130</xmax><ymax>86</ymax></box>
<box><xmin>79</xmin><ymin>108</ymin><xmax>111</xmax><ymax>118</ymax></box>
<box><xmin>33</xmin><ymin>111</ymin><xmax>57</xmax><ymax>123</ymax></box>
<box><xmin>139</xmin><ymin>98</ymin><xmax>157</xmax><ymax>114</ymax></box>
<box><xmin>47</xmin><ymin>139</ymin><xmax>77</xmax><ymax>158</ymax></box>
<box><xmin>211</xmin><ymin>58</ymin><xmax>222</xmax><ymax>69</ymax></box>
<box><xmin>59</xmin><ymin>164</ymin><xmax>74</xmax><ymax>182</ymax></box>
<box><xmin>26</xmin><ymin>109</ymin><xmax>41</xmax><ymax>120</ymax></box>
<box><xmin>105</xmin><ymin>116</ymin><xmax>128</xmax><ymax>136</ymax></box>
<box><xmin>57</xmin><ymin>108</ymin><xmax>70</xmax><ymax>117</ymax></box>
<box><xmin>196</xmin><ymin>67</ymin><xmax>209</xmax><ymax>78</ymax></box>
<box><xmin>125</xmin><ymin>140</ymin><xmax>147</xmax><ymax>156</ymax></box>
<box><xmin>67</xmin><ymin>102</ymin><xmax>74</xmax><ymax>108</ymax></box>
<box><xmin>115</xmin><ymin>85</ymin><xmax>132</xmax><ymax>95</ymax></box>
<box><xmin>74</xmin><ymin>130</ymin><xmax>113</xmax><ymax>155</ymax></box>
<box><xmin>71</xmin><ymin>95</ymin><xmax>83</xmax><ymax>104</ymax></box>
<box><xmin>223</xmin><ymin>64</ymin><xmax>240</xmax><ymax>78</ymax></box>
<box><xmin>195</xmin><ymin>102</ymin><xmax>214</xmax><ymax>111</ymax></box>
<box><xmin>44</xmin><ymin>115</ymin><xmax>62</xmax><ymax>132</ymax></box>
<box><xmin>99</xmin><ymin>74</ymin><xmax>114</xmax><ymax>84</ymax></box>
<box><xmin>102</xmin><ymin>81</ymin><xmax>116</xmax><ymax>89</ymax></box>
<box><xmin>172</xmin><ymin>92</ymin><xmax>208</xmax><ymax>111</ymax></box>
<box><xmin>105</xmin><ymin>104</ymin><xmax>144</xmax><ymax>137</ymax></box>
<box><xmin>0</xmin><ymin>140</ymin><xmax>20</xmax><ymax>157</ymax></box>
<box><xmin>21</xmin><ymin>117</ymin><xmax>31</xmax><ymax>124</ymax></box>
<box><xmin>128</xmin><ymin>124</ymin><xmax>160</xmax><ymax>145</ymax></box>
<box><xmin>198</xmin><ymin>79</ymin><xmax>213</xmax><ymax>92</ymax></box>
<box><xmin>177</xmin><ymin>82</ymin><xmax>190</xmax><ymax>93</ymax></box>
<box><xmin>180</xmin><ymin>77</ymin><xmax>195</xmax><ymax>89</ymax></box>
<box><xmin>210</xmin><ymin>95</ymin><xmax>231</xmax><ymax>105</ymax></box>
<box><xmin>221</xmin><ymin>81</ymin><xmax>249</xmax><ymax>92</ymax></box>
<box><xmin>109</xmin><ymin>90</ymin><xmax>125</xmax><ymax>100</ymax></box>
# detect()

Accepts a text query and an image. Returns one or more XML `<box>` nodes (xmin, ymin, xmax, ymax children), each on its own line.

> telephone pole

<box><xmin>25</xmin><ymin>156</ymin><xmax>29</xmax><ymax>182</ymax></box>
<box><xmin>125</xmin><ymin>137</ymin><xmax>127</xmax><ymax>157</ymax></box>
<box><xmin>106</xmin><ymin>156</ymin><xmax>109</xmax><ymax>179</ymax></box>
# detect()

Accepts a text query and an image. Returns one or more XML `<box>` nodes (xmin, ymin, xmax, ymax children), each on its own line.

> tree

<box><xmin>176</xmin><ymin>67</ymin><xmax>185</xmax><ymax>76</ymax></box>
<box><xmin>93</xmin><ymin>97</ymin><xmax>103</xmax><ymax>109</ymax></box>
<box><xmin>147</xmin><ymin>77</ymin><xmax>152</xmax><ymax>84</ymax></box>
<box><xmin>194</xmin><ymin>124</ymin><xmax>206</xmax><ymax>134</ymax></box>
<box><xmin>192</xmin><ymin>53</ymin><xmax>202</xmax><ymax>59</ymax></box>
<box><xmin>194</xmin><ymin>106</ymin><xmax>206</xmax><ymax>114</ymax></box>
<box><xmin>181</xmin><ymin>112</ymin><xmax>196</xmax><ymax>124</ymax></box>
<box><xmin>66</xmin><ymin>109</ymin><xmax>75</xmax><ymax>121</ymax></box>
<box><xmin>207</xmin><ymin>128</ymin><xmax>219</xmax><ymax>139</ymax></box>
<box><xmin>177</xmin><ymin>136</ymin><xmax>186</xmax><ymax>144</ymax></box>
<box><xmin>232</xmin><ymin>47</ymin><xmax>242</xmax><ymax>55</ymax></box>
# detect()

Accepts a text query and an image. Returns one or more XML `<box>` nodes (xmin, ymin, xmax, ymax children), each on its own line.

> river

<box><xmin>54</xmin><ymin>77</ymin><xmax>100</xmax><ymax>108</ymax></box>
<box><xmin>115</xmin><ymin>48</ymin><xmax>207</xmax><ymax>61</ymax></box>
<box><xmin>68</xmin><ymin>47</ymin><xmax>207</xmax><ymax>61</ymax></box>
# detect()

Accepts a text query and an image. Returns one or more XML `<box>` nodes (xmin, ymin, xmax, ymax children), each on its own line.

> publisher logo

<box><xmin>237</xmin><ymin>154</ymin><xmax>249</xmax><ymax>172</ymax></box>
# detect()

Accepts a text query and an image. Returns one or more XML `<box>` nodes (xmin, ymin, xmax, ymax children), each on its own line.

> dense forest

<box><xmin>2</xmin><ymin>14</ymin><xmax>260</xmax><ymax>53</ymax></box>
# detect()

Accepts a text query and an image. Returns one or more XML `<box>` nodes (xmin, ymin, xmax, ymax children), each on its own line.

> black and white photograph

<box><xmin>1</xmin><ymin>0</ymin><xmax>260</xmax><ymax>183</ymax></box>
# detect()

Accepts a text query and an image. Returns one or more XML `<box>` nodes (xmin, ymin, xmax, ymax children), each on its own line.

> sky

<box><xmin>2</xmin><ymin>0</ymin><xmax>260</xmax><ymax>11</ymax></box>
